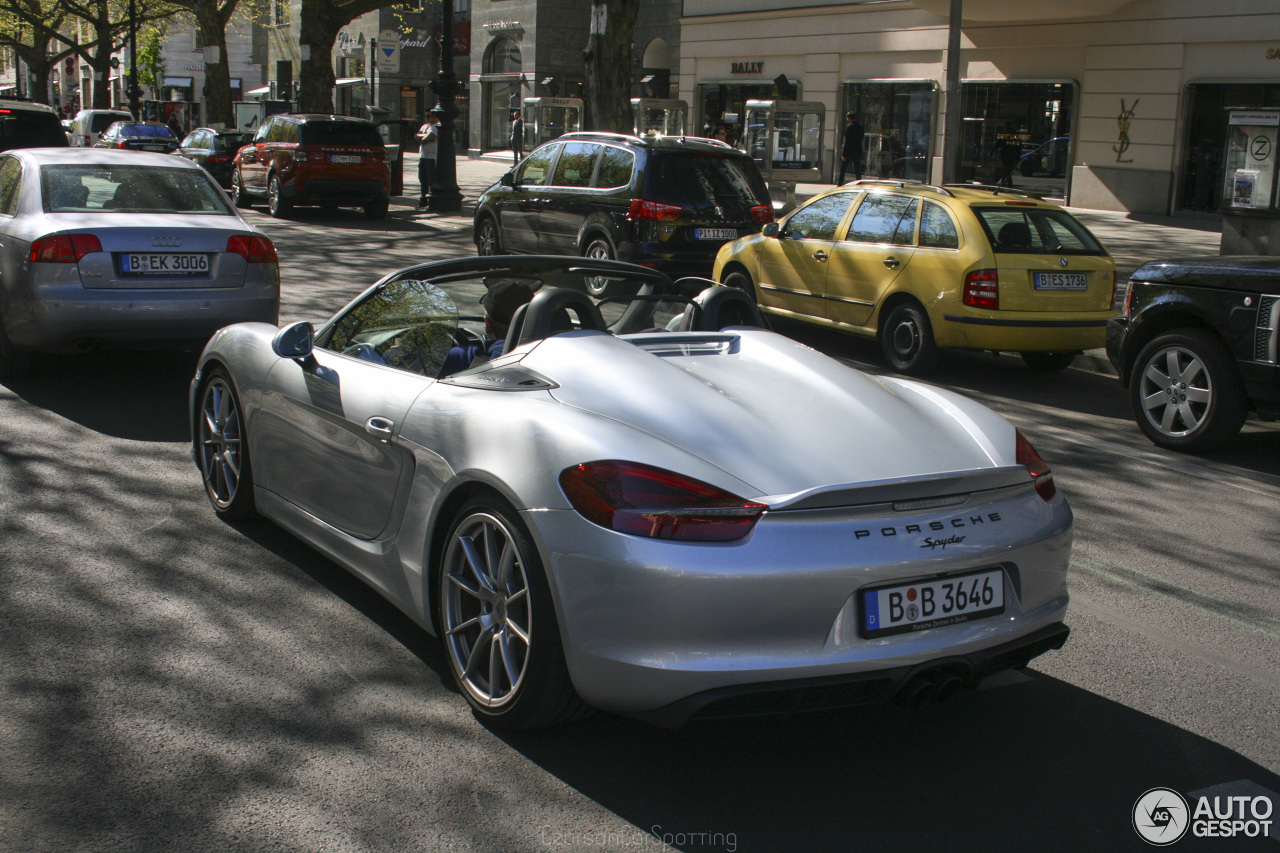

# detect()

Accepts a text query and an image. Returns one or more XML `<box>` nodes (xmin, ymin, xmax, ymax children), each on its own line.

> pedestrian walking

<box><xmin>167</xmin><ymin>114</ymin><xmax>185</xmax><ymax>141</ymax></box>
<box><xmin>510</xmin><ymin>110</ymin><xmax>524</xmax><ymax>162</ymax></box>
<box><xmin>837</xmin><ymin>111</ymin><xmax>865</xmax><ymax>184</ymax></box>
<box><xmin>417</xmin><ymin>112</ymin><xmax>440</xmax><ymax>209</ymax></box>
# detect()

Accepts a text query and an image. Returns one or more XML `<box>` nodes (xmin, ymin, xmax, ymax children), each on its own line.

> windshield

<box><xmin>217</xmin><ymin>132</ymin><xmax>253</xmax><ymax>151</ymax></box>
<box><xmin>121</xmin><ymin>124</ymin><xmax>176</xmax><ymax>138</ymax></box>
<box><xmin>972</xmin><ymin>206</ymin><xmax>1107</xmax><ymax>255</ymax></box>
<box><xmin>325</xmin><ymin>280</ymin><xmax>461</xmax><ymax>377</ymax></box>
<box><xmin>300</xmin><ymin>121</ymin><xmax>383</xmax><ymax>147</ymax></box>
<box><xmin>645</xmin><ymin>153</ymin><xmax>770</xmax><ymax>211</ymax></box>
<box><xmin>91</xmin><ymin>114</ymin><xmax>129</xmax><ymax>133</ymax></box>
<box><xmin>41</xmin><ymin>164</ymin><xmax>235</xmax><ymax>215</ymax></box>
<box><xmin>0</xmin><ymin>111</ymin><xmax>67</xmax><ymax>151</ymax></box>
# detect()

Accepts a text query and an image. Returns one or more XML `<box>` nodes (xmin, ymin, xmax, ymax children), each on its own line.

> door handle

<box><xmin>365</xmin><ymin>417</ymin><xmax>395</xmax><ymax>442</ymax></box>
<box><xmin>812</xmin><ymin>251</ymin><xmax>828</xmax><ymax>262</ymax></box>
<box><xmin>883</xmin><ymin>256</ymin><xmax>900</xmax><ymax>269</ymax></box>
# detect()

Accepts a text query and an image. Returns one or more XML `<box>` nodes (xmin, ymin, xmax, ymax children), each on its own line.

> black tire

<box><xmin>1129</xmin><ymin>329</ymin><xmax>1247</xmax><ymax>453</ymax></box>
<box><xmin>195</xmin><ymin>368</ymin><xmax>257</xmax><ymax>519</ymax></box>
<box><xmin>364</xmin><ymin>195</ymin><xmax>389</xmax><ymax>220</ymax></box>
<box><xmin>1022</xmin><ymin>351</ymin><xmax>1078</xmax><ymax>373</ymax></box>
<box><xmin>439</xmin><ymin>495</ymin><xmax>591</xmax><ymax>729</ymax></box>
<box><xmin>231</xmin><ymin>168</ymin><xmax>253</xmax><ymax>208</ymax></box>
<box><xmin>721</xmin><ymin>269</ymin><xmax>759</xmax><ymax>305</ymax></box>
<box><xmin>1019</xmin><ymin>160</ymin><xmax>1034</xmax><ymax>177</ymax></box>
<box><xmin>475</xmin><ymin>215</ymin><xmax>502</xmax><ymax>256</ymax></box>
<box><xmin>267</xmin><ymin>174</ymin><xmax>291</xmax><ymax>219</ymax></box>
<box><xmin>880</xmin><ymin>301</ymin><xmax>941</xmax><ymax>375</ymax></box>
<box><xmin>581</xmin><ymin>236</ymin><xmax>625</xmax><ymax>298</ymax></box>
<box><xmin>0</xmin><ymin>315</ymin><xmax>32</xmax><ymax>380</ymax></box>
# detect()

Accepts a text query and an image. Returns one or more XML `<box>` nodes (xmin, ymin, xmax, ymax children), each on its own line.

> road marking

<box><xmin>1072</xmin><ymin>557</ymin><xmax>1280</xmax><ymax>641</ymax></box>
<box><xmin>1186</xmin><ymin>780</ymin><xmax>1280</xmax><ymax>842</ymax></box>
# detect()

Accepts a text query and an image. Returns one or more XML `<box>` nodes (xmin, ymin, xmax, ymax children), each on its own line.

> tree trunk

<box><xmin>195</xmin><ymin>3</ymin><xmax>233</xmax><ymax>126</ymax></box>
<box><xmin>90</xmin><ymin>8</ymin><xmax>114</xmax><ymax>109</ymax></box>
<box><xmin>297</xmin><ymin>7</ymin><xmax>339</xmax><ymax>113</ymax></box>
<box><xmin>582</xmin><ymin>0</ymin><xmax>638</xmax><ymax>133</ymax></box>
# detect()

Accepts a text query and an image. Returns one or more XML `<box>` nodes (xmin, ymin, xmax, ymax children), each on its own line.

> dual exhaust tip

<box><xmin>892</xmin><ymin>664</ymin><xmax>971</xmax><ymax>709</ymax></box>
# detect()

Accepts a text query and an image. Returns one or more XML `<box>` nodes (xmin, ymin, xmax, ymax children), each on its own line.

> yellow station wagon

<box><xmin>713</xmin><ymin>181</ymin><xmax>1117</xmax><ymax>374</ymax></box>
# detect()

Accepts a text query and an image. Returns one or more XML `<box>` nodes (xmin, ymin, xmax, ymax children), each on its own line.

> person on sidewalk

<box><xmin>510</xmin><ymin>110</ymin><xmax>524</xmax><ymax>162</ymax></box>
<box><xmin>416</xmin><ymin>113</ymin><xmax>440</xmax><ymax>209</ymax></box>
<box><xmin>837</xmin><ymin>111</ymin><xmax>865</xmax><ymax>185</ymax></box>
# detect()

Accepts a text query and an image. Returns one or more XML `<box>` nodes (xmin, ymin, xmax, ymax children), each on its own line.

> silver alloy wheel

<box><xmin>1138</xmin><ymin>344</ymin><xmax>1213</xmax><ymax>438</ymax></box>
<box><xmin>583</xmin><ymin>239</ymin><xmax>614</xmax><ymax>297</ymax></box>
<box><xmin>442</xmin><ymin>512</ymin><xmax>532</xmax><ymax>709</ymax></box>
<box><xmin>268</xmin><ymin>175</ymin><xmax>283</xmax><ymax>217</ymax></box>
<box><xmin>477</xmin><ymin>219</ymin><xmax>498</xmax><ymax>255</ymax></box>
<box><xmin>199</xmin><ymin>377</ymin><xmax>244</xmax><ymax>508</ymax></box>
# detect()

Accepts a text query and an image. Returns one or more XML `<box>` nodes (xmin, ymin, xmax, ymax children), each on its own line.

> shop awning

<box><xmin>335</xmin><ymin>77</ymin><xmax>366</xmax><ymax>88</ymax></box>
<box><xmin>246</xmin><ymin>85</ymin><xmax>271</xmax><ymax>96</ymax></box>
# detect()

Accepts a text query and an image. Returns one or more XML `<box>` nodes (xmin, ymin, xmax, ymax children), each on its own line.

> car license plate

<box><xmin>860</xmin><ymin>568</ymin><xmax>1004</xmax><ymax>638</ymax></box>
<box><xmin>121</xmin><ymin>253</ymin><xmax>210</xmax><ymax>275</ymax></box>
<box><xmin>330</xmin><ymin>154</ymin><xmax>362</xmax><ymax>164</ymax></box>
<box><xmin>1033</xmin><ymin>272</ymin><xmax>1087</xmax><ymax>290</ymax></box>
<box><xmin>144</xmin><ymin>145</ymin><xmax>165</xmax><ymax>151</ymax></box>
<box><xmin>695</xmin><ymin>228</ymin><xmax>738</xmax><ymax>240</ymax></box>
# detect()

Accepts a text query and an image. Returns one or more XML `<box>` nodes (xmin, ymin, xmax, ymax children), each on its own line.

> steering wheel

<box><xmin>454</xmin><ymin>326</ymin><xmax>488</xmax><ymax>349</ymax></box>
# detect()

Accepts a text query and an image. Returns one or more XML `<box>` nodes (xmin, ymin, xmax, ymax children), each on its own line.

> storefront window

<box><xmin>1180</xmin><ymin>83</ymin><xmax>1280</xmax><ymax>212</ymax></box>
<box><xmin>698</xmin><ymin>80</ymin><xmax>799</xmax><ymax>149</ymax></box>
<box><xmin>956</xmin><ymin>81</ymin><xmax>1074</xmax><ymax>199</ymax></box>
<box><xmin>842</xmin><ymin>81</ymin><xmax>935</xmax><ymax>182</ymax></box>
<box><xmin>482</xmin><ymin>37</ymin><xmax>522</xmax><ymax>151</ymax></box>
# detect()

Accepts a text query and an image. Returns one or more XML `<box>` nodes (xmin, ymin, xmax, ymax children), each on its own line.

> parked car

<box><xmin>1106</xmin><ymin>256</ymin><xmax>1280</xmax><ymax>452</ymax></box>
<box><xmin>473</xmin><ymin>131</ymin><xmax>774</xmax><ymax>285</ymax></box>
<box><xmin>189</xmin><ymin>254</ymin><xmax>1071</xmax><ymax>728</ymax></box>
<box><xmin>68</xmin><ymin>108</ymin><xmax>133</xmax><ymax>148</ymax></box>
<box><xmin>0</xmin><ymin>149</ymin><xmax>280</xmax><ymax>378</ymax></box>
<box><xmin>230</xmin><ymin>114</ymin><xmax>390</xmax><ymax>219</ymax></box>
<box><xmin>0</xmin><ymin>99</ymin><xmax>69</xmax><ymax>152</ymax></box>
<box><xmin>175</xmin><ymin>127</ymin><xmax>254</xmax><ymax>188</ymax></box>
<box><xmin>714</xmin><ymin>180</ymin><xmax>1117</xmax><ymax>375</ymax></box>
<box><xmin>94</xmin><ymin>121</ymin><xmax>181</xmax><ymax>153</ymax></box>
<box><xmin>1019</xmin><ymin>136</ymin><xmax>1070</xmax><ymax>178</ymax></box>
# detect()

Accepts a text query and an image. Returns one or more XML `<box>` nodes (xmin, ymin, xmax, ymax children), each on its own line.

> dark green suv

<box><xmin>473</xmin><ymin>131</ymin><xmax>773</xmax><ymax>283</ymax></box>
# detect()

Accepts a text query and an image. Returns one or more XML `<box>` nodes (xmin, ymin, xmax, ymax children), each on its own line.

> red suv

<box><xmin>231</xmin><ymin>114</ymin><xmax>390</xmax><ymax>219</ymax></box>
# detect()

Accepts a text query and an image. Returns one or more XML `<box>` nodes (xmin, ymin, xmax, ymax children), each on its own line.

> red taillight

<box><xmin>750</xmin><ymin>204</ymin><xmax>775</xmax><ymax>225</ymax></box>
<box><xmin>1121</xmin><ymin>280</ymin><xmax>1134</xmax><ymax>317</ymax></box>
<box><xmin>963</xmin><ymin>269</ymin><xmax>1000</xmax><ymax>310</ymax></box>
<box><xmin>225</xmin><ymin>235</ymin><xmax>278</xmax><ymax>263</ymax></box>
<box><xmin>626</xmin><ymin>198</ymin><xmax>683</xmax><ymax>221</ymax></box>
<box><xmin>206</xmin><ymin>154</ymin><xmax>232</xmax><ymax>163</ymax></box>
<box><xmin>1015</xmin><ymin>430</ymin><xmax>1056</xmax><ymax>502</ymax></box>
<box><xmin>559</xmin><ymin>461</ymin><xmax>767</xmax><ymax>541</ymax></box>
<box><xmin>117</xmin><ymin>140</ymin><xmax>129</xmax><ymax>149</ymax></box>
<box><xmin>30</xmin><ymin>233</ymin><xmax>101</xmax><ymax>263</ymax></box>
<box><xmin>83</xmin><ymin>135</ymin><xmax>91</xmax><ymax>146</ymax></box>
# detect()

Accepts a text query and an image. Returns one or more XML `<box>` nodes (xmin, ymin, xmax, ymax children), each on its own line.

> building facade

<box><xmin>680</xmin><ymin>0</ymin><xmax>1280</xmax><ymax>216</ymax></box>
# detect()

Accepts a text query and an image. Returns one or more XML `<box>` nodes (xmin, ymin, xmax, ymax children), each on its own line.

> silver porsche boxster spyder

<box><xmin>190</xmin><ymin>256</ymin><xmax>1071</xmax><ymax>729</ymax></box>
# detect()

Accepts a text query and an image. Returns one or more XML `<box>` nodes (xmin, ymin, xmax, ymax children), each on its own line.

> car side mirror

<box><xmin>500</xmin><ymin>171</ymin><xmax>517</xmax><ymax>188</ymax></box>
<box><xmin>272</xmin><ymin>321</ymin><xmax>314</xmax><ymax>359</ymax></box>
<box><xmin>762</xmin><ymin>222</ymin><xmax>781</xmax><ymax>239</ymax></box>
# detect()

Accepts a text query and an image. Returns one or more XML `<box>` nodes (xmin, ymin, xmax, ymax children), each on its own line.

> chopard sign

<box><xmin>853</xmin><ymin>511</ymin><xmax>1003</xmax><ymax>541</ymax></box>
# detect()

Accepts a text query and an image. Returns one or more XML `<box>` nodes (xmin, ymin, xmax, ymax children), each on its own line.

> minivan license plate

<box><xmin>860</xmin><ymin>568</ymin><xmax>1004</xmax><ymax>638</ymax></box>
<box><xmin>695</xmin><ymin>228</ymin><xmax>738</xmax><ymax>240</ymax></box>
<box><xmin>1033</xmin><ymin>272</ymin><xmax>1087</xmax><ymax>290</ymax></box>
<box><xmin>122</xmin><ymin>253</ymin><xmax>210</xmax><ymax>275</ymax></box>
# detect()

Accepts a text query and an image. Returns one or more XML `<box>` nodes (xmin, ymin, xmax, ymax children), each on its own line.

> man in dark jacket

<box><xmin>837</xmin><ymin>111</ymin><xmax>865</xmax><ymax>185</ymax></box>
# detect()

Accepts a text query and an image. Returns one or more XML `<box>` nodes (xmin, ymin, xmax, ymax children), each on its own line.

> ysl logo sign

<box><xmin>1114</xmin><ymin>98</ymin><xmax>1138</xmax><ymax>163</ymax></box>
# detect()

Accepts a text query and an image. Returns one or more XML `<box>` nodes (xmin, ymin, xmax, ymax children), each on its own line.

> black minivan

<box><xmin>473</xmin><ymin>132</ymin><xmax>773</xmax><ymax>283</ymax></box>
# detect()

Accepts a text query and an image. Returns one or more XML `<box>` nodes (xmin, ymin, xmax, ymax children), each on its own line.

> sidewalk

<box><xmin>408</xmin><ymin>157</ymin><xmax>1225</xmax><ymax>375</ymax></box>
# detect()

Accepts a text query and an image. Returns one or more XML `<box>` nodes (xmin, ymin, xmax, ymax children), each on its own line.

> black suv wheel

<box><xmin>1130</xmin><ymin>329</ymin><xmax>1247</xmax><ymax>453</ymax></box>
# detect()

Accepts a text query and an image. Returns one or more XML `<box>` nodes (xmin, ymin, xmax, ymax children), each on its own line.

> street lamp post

<box><xmin>127</xmin><ymin>0</ymin><xmax>141</xmax><ymax>118</ymax></box>
<box><xmin>427</xmin><ymin>0</ymin><xmax>463</xmax><ymax>214</ymax></box>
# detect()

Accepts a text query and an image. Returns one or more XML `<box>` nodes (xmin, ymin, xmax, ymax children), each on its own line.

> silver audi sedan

<box><xmin>0</xmin><ymin>148</ymin><xmax>279</xmax><ymax>377</ymax></box>
<box><xmin>191</xmin><ymin>256</ymin><xmax>1072</xmax><ymax>729</ymax></box>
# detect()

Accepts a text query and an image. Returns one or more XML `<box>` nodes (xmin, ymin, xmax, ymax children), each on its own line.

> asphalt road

<box><xmin>1</xmin><ymin>181</ymin><xmax>1278</xmax><ymax>853</ymax></box>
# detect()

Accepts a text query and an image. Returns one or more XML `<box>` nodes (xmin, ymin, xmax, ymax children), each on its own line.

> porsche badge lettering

<box><xmin>854</xmin><ymin>512</ymin><xmax>1003</xmax><ymax>540</ymax></box>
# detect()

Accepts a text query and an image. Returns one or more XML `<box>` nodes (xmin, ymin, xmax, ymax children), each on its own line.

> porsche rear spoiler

<box><xmin>763</xmin><ymin>466</ymin><xmax>1033</xmax><ymax>511</ymax></box>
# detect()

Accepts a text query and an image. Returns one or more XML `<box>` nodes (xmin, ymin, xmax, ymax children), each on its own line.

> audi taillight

<box><xmin>1015</xmin><ymin>430</ymin><xmax>1056</xmax><ymax>502</ymax></box>
<box><xmin>626</xmin><ymin>198</ymin><xmax>683</xmax><ymax>221</ymax></box>
<box><xmin>30</xmin><ymin>233</ymin><xmax>102</xmax><ymax>263</ymax></box>
<box><xmin>559</xmin><ymin>461</ymin><xmax>766</xmax><ymax>541</ymax></box>
<box><xmin>750</xmin><ymin>204</ymin><xmax>775</xmax><ymax>225</ymax></box>
<box><xmin>225</xmin><ymin>235</ymin><xmax>278</xmax><ymax>263</ymax></box>
<box><xmin>963</xmin><ymin>269</ymin><xmax>999</xmax><ymax>310</ymax></box>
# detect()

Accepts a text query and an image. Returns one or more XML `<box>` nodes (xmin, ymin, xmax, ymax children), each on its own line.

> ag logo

<box><xmin>1133</xmin><ymin>788</ymin><xmax>1190</xmax><ymax>845</ymax></box>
